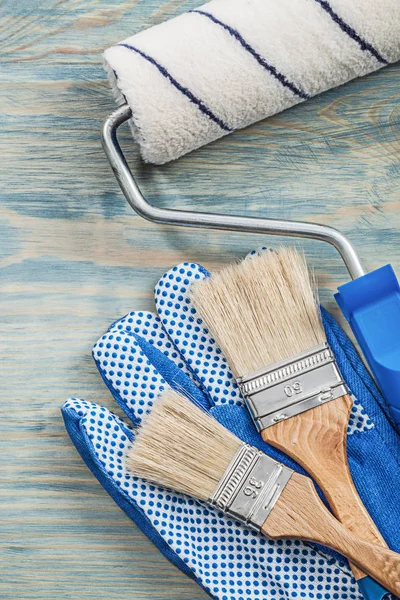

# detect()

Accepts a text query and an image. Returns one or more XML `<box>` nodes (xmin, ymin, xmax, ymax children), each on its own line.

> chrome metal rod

<box><xmin>102</xmin><ymin>103</ymin><xmax>365</xmax><ymax>280</ymax></box>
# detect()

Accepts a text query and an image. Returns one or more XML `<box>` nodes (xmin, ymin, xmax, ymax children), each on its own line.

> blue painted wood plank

<box><xmin>1</xmin><ymin>0</ymin><xmax>399</xmax><ymax>597</ymax></box>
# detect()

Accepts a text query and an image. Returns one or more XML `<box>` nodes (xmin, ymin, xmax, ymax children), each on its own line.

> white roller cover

<box><xmin>104</xmin><ymin>0</ymin><xmax>400</xmax><ymax>164</ymax></box>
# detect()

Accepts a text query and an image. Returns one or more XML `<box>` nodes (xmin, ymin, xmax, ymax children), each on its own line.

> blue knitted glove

<box><xmin>62</xmin><ymin>259</ymin><xmax>400</xmax><ymax>600</ymax></box>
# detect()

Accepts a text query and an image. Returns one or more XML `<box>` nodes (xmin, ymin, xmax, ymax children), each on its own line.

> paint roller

<box><xmin>102</xmin><ymin>0</ymin><xmax>400</xmax><ymax>427</ymax></box>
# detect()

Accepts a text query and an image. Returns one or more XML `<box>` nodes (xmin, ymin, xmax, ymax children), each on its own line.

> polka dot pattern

<box><xmin>93</xmin><ymin>326</ymin><xmax>170</xmax><ymax>423</ymax></box>
<box><xmin>61</xmin><ymin>252</ymin><xmax>396</xmax><ymax>600</ymax></box>
<box><xmin>154</xmin><ymin>261</ymin><xmax>373</xmax><ymax>436</ymax></box>
<box><xmin>155</xmin><ymin>262</ymin><xmax>240</xmax><ymax>407</ymax></box>
<box><xmin>348</xmin><ymin>395</ymin><xmax>373</xmax><ymax>435</ymax></box>
<box><xmin>107</xmin><ymin>311</ymin><xmax>191</xmax><ymax>377</ymax></box>
<box><xmin>65</xmin><ymin>398</ymin><xmax>359</xmax><ymax>600</ymax></box>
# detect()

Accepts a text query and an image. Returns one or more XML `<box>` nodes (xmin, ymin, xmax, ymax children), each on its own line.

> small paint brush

<box><xmin>127</xmin><ymin>389</ymin><xmax>400</xmax><ymax>595</ymax></box>
<box><xmin>190</xmin><ymin>247</ymin><xmax>389</xmax><ymax>588</ymax></box>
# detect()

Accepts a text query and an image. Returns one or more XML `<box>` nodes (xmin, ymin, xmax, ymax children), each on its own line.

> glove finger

<box><xmin>155</xmin><ymin>262</ymin><xmax>240</xmax><ymax>407</ymax></box>
<box><xmin>93</xmin><ymin>328</ymin><xmax>163</xmax><ymax>425</ymax></box>
<box><xmin>62</xmin><ymin>399</ymin><xmax>356</xmax><ymax>600</ymax></box>
<box><xmin>93</xmin><ymin>314</ymin><xmax>209</xmax><ymax>425</ymax></box>
<box><xmin>107</xmin><ymin>310</ymin><xmax>192</xmax><ymax>377</ymax></box>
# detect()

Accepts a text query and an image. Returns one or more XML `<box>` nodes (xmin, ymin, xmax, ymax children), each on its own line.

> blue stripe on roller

<box><xmin>314</xmin><ymin>0</ymin><xmax>388</xmax><ymax>65</ymax></box>
<box><xmin>190</xmin><ymin>9</ymin><xmax>310</xmax><ymax>100</ymax></box>
<box><xmin>116</xmin><ymin>43</ymin><xmax>232</xmax><ymax>132</ymax></box>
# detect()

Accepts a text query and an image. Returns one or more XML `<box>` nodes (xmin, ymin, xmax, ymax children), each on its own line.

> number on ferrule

<box><xmin>284</xmin><ymin>381</ymin><xmax>303</xmax><ymax>397</ymax></box>
<box><xmin>243</xmin><ymin>477</ymin><xmax>264</xmax><ymax>499</ymax></box>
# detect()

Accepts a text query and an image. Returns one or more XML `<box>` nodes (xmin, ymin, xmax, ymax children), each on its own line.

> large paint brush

<box><xmin>190</xmin><ymin>247</ymin><xmax>389</xmax><ymax>590</ymax></box>
<box><xmin>127</xmin><ymin>389</ymin><xmax>400</xmax><ymax>595</ymax></box>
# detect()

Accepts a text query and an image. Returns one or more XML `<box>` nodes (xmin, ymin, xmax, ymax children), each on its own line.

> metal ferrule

<box><xmin>209</xmin><ymin>443</ymin><xmax>293</xmax><ymax>531</ymax></box>
<box><xmin>238</xmin><ymin>342</ymin><xmax>348</xmax><ymax>432</ymax></box>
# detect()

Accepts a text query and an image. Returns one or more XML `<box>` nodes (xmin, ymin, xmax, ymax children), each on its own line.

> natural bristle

<box><xmin>191</xmin><ymin>248</ymin><xmax>325</xmax><ymax>378</ymax></box>
<box><xmin>126</xmin><ymin>390</ymin><xmax>242</xmax><ymax>500</ymax></box>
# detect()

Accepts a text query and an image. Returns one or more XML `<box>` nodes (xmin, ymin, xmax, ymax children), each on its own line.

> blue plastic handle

<box><xmin>336</xmin><ymin>265</ymin><xmax>400</xmax><ymax>600</ymax></box>
<box><xmin>335</xmin><ymin>264</ymin><xmax>400</xmax><ymax>427</ymax></box>
<box><xmin>358</xmin><ymin>576</ymin><xmax>392</xmax><ymax>600</ymax></box>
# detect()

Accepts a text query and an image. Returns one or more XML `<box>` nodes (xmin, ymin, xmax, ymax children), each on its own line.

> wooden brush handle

<box><xmin>262</xmin><ymin>394</ymin><xmax>387</xmax><ymax>580</ymax></box>
<box><xmin>263</xmin><ymin>472</ymin><xmax>400</xmax><ymax>596</ymax></box>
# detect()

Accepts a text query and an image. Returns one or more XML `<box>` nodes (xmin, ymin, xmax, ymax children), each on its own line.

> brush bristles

<box><xmin>191</xmin><ymin>248</ymin><xmax>325</xmax><ymax>378</ymax></box>
<box><xmin>126</xmin><ymin>389</ymin><xmax>242</xmax><ymax>501</ymax></box>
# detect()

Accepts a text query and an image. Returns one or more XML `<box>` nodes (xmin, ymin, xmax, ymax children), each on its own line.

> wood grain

<box><xmin>264</xmin><ymin>473</ymin><xmax>400</xmax><ymax>596</ymax></box>
<box><xmin>262</xmin><ymin>394</ymin><xmax>387</xmax><ymax>580</ymax></box>
<box><xmin>0</xmin><ymin>0</ymin><xmax>399</xmax><ymax>597</ymax></box>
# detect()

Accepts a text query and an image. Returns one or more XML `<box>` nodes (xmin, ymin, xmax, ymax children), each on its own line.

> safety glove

<box><xmin>62</xmin><ymin>255</ymin><xmax>400</xmax><ymax>600</ymax></box>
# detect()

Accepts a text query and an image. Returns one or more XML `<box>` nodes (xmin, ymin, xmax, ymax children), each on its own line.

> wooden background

<box><xmin>1</xmin><ymin>0</ymin><xmax>399</xmax><ymax>597</ymax></box>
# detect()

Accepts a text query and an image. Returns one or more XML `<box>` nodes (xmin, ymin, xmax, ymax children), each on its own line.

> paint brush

<box><xmin>127</xmin><ymin>389</ymin><xmax>400</xmax><ymax>595</ymax></box>
<box><xmin>190</xmin><ymin>247</ymin><xmax>389</xmax><ymax>588</ymax></box>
